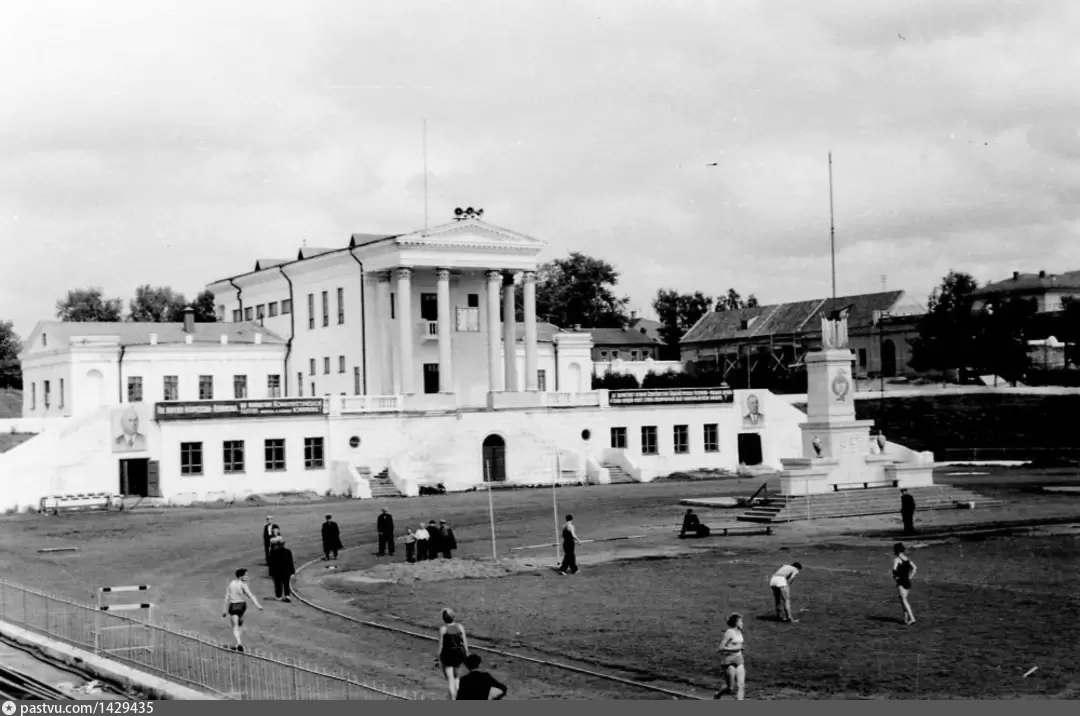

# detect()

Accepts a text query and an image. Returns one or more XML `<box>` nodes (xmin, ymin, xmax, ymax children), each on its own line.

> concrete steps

<box><xmin>603</xmin><ymin>463</ymin><xmax>636</xmax><ymax>484</ymax></box>
<box><xmin>367</xmin><ymin>468</ymin><xmax>404</xmax><ymax>499</ymax></box>
<box><xmin>736</xmin><ymin>485</ymin><xmax>999</xmax><ymax>524</ymax></box>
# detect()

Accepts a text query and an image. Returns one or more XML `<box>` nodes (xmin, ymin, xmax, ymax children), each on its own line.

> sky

<box><xmin>3</xmin><ymin>0</ymin><xmax>1080</xmax><ymax>339</ymax></box>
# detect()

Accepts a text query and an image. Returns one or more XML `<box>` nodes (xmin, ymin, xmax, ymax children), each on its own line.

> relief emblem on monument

<box><xmin>831</xmin><ymin>371</ymin><xmax>851</xmax><ymax>402</ymax></box>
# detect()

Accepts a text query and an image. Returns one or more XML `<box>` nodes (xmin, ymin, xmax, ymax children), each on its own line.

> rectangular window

<box><xmin>59</xmin><ymin>378</ymin><xmax>65</xmax><ymax>408</ymax></box>
<box><xmin>31</xmin><ymin>383</ymin><xmax>35</xmax><ymax>410</ymax></box>
<box><xmin>858</xmin><ymin>348</ymin><xmax>867</xmax><ymax>367</ymax></box>
<box><xmin>641</xmin><ymin>426</ymin><xmax>658</xmax><ymax>455</ymax></box>
<box><xmin>181</xmin><ymin>442</ymin><xmax>203</xmax><ymax>476</ymax></box>
<box><xmin>199</xmin><ymin>375</ymin><xmax>213</xmax><ymax>400</ymax></box>
<box><xmin>268</xmin><ymin>301</ymin><xmax>279</xmax><ymax>317</ymax></box>
<box><xmin>420</xmin><ymin>293</ymin><xmax>438</xmax><ymax>321</ymax></box>
<box><xmin>390</xmin><ymin>293</ymin><xmax>396</xmax><ymax>319</ymax></box>
<box><xmin>322</xmin><ymin>290</ymin><xmax>329</xmax><ymax>327</ymax></box>
<box><xmin>216</xmin><ymin>305</ymin><xmax>225</xmax><ymax>321</ymax></box>
<box><xmin>297</xmin><ymin>372</ymin><xmax>304</xmax><ymax>397</ymax></box>
<box><xmin>267</xmin><ymin>374</ymin><xmax>282</xmax><ymax>398</ymax></box>
<box><xmin>43</xmin><ymin>380</ymin><xmax>51</xmax><ymax>408</ymax></box>
<box><xmin>264</xmin><ymin>439</ymin><xmax>286</xmax><ymax>471</ymax></box>
<box><xmin>643</xmin><ymin>349</ymin><xmax>651</xmax><ymax>359</ymax></box>
<box><xmin>537</xmin><ymin>369</ymin><xmax>546</xmax><ymax>391</ymax></box>
<box><xmin>256</xmin><ymin>304</ymin><xmax>265</xmax><ymax>320</ymax></box>
<box><xmin>704</xmin><ymin>423</ymin><xmax>719</xmax><ymax>453</ymax></box>
<box><xmin>232</xmin><ymin>309</ymin><xmax>242</xmax><ymax>322</ymax></box>
<box><xmin>223</xmin><ymin>440</ymin><xmax>245</xmax><ymax>473</ymax></box>
<box><xmin>127</xmin><ymin>376</ymin><xmax>143</xmax><ymax>403</ymax></box>
<box><xmin>673</xmin><ymin>424</ymin><xmax>689</xmax><ymax>454</ymax></box>
<box><xmin>163</xmin><ymin>376</ymin><xmax>178</xmax><ymax>401</ymax></box>
<box><xmin>353</xmin><ymin>366</ymin><xmax>361</xmax><ymax>395</ymax></box>
<box><xmin>308</xmin><ymin>293</ymin><xmax>315</xmax><ymax>329</ymax></box>
<box><xmin>630</xmin><ymin>350</ymin><xmax>640</xmax><ymax>361</ymax></box>
<box><xmin>309</xmin><ymin>358</ymin><xmax>316</xmax><ymax>376</ymax></box>
<box><xmin>467</xmin><ymin>293</ymin><xmax>479</xmax><ymax>308</ymax></box>
<box><xmin>310</xmin><ymin>381</ymin><xmax>315</xmax><ymax>397</ymax></box>
<box><xmin>323</xmin><ymin>357</ymin><xmax>330</xmax><ymax>375</ymax></box>
<box><xmin>304</xmin><ymin>437</ymin><xmax>325</xmax><ymax>470</ymax></box>
<box><xmin>338</xmin><ymin>356</ymin><xmax>346</xmax><ymax>373</ymax></box>
<box><xmin>233</xmin><ymin>374</ymin><xmax>247</xmax><ymax>399</ymax></box>
<box><xmin>455</xmin><ymin>307</ymin><xmax>480</xmax><ymax>332</ymax></box>
<box><xmin>337</xmin><ymin>287</ymin><xmax>344</xmax><ymax>324</ymax></box>
<box><xmin>282</xmin><ymin>299</ymin><xmax>292</xmax><ymax>315</ymax></box>
<box><xmin>244</xmin><ymin>307</ymin><xmax>253</xmax><ymax>321</ymax></box>
<box><xmin>610</xmin><ymin>427</ymin><xmax>627</xmax><ymax>449</ymax></box>
<box><xmin>600</xmin><ymin>350</ymin><xmax>608</xmax><ymax>360</ymax></box>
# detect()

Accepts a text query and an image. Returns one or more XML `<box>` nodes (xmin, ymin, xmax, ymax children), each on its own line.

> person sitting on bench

<box><xmin>680</xmin><ymin>509</ymin><xmax>711</xmax><ymax>538</ymax></box>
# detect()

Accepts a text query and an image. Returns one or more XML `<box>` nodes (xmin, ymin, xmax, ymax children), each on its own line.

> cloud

<box><xmin>2</xmin><ymin>0</ymin><xmax>1079</xmax><ymax>340</ymax></box>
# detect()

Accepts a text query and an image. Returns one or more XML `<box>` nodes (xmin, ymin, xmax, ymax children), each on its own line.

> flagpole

<box><xmin>423</xmin><ymin>119</ymin><xmax>429</xmax><ymax>234</ymax></box>
<box><xmin>485</xmin><ymin>463</ymin><xmax>497</xmax><ymax>560</ymax></box>
<box><xmin>829</xmin><ymin>151</ymin><xmax>836</xmax><ymax>302</ymax></box>
<box><xmin>552</xmin><ymin>452</ymin><xmax>561</xmax><ymax>568</ymax></box>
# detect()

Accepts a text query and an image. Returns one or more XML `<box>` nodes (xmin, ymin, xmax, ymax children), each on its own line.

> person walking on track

<box><xmin>270</xmin><ymin>540</ymin><xmax>296</xmax><ymax>602</ymax></box>
<box><xmin>435</xmin><ymin>608</ymin><xmax>470</xmax><ymax>699</ymax></box>
<box><xmin>892</xmin><ymin>542</ymin><xmax>918</xmax><ymax>625</ymax></box>
<box><xmin>900</xmin><ymin>489</ymin><xmax>917</xmax><ymax>535</ymax></box>
<box><xmin>557</xmin><ymin>514</ymin><xmax>581</xmax><ymax>575</ymax></box>
<box><xmin>714</xmin><ymin>613</ymin><xmax>746</xmax><ymax>700</ymax></box>
<box><xmin>769</xmin><ymin>562</ymin><xmax>802</xmax><ymax>623</ymax></box>
<box><xmin>377</xmin><ymin>508</ymin><xmax>395</xmax><ymax>556</ymax></box>
<box><xmin>321</xmin><ymin>514</ymin><xmax>343</xmax><ymax>561</ymax></box>
<box><xmin>261</xmin><ymin>516</ymin><xmax>276</xmax><ymax>569</ymax></box>
<box><xmin>222</xmin><ymin>568</ymin><xmax>262</xmax><ymax>652</ymax></box>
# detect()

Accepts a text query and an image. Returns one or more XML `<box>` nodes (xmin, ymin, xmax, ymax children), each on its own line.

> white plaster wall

<box><xmin>118</xmin><ymin>345</ymin><xmax>287</xmax><ymax>404</ymax></box>
<box><xmin>506</xmin><ymin>343</ymin><xmax>558</xmax><ymax>392</ymax></box>
<box><xmin>20</xmin><ymin>353</ymin><xmax>74</xmax><ymax>418</ymax></box>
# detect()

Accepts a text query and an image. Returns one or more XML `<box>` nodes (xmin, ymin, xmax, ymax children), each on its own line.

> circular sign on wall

<box><xmin>581</xmin><ymin>429</ymin><xmax>592</xmax><ymax>441</ymax></box>
<box><xmin>349</xmin><ymin>436</ymin><xmax>361</xmax><ymax>448</ymax></box>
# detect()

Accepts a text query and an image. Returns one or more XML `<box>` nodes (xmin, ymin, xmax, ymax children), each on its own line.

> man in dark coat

<box><xmin>261</xmin><ymin>516</ymin><xmax>275</xmax><ymax>567</ymax></box>
<box><xmin>900</xmin><ymin>489</ymin><xmax>916</xmax><ymax>535</ymax></box>
<box><xmin>679</xmin><ymin>509</ymin><xmax>710</xmax><ymax>539</ymax></box>
<box><xmin>321</xmin><ymin>514</ymin><xmax>343</xmax><ymax>560</ymax></box>
<box><xmin>270</xmin><ymin>539</ymin><xmax>296</xmax><ymax>602</ymax></box>
<box><xmin>376</xmin><ymin>508</ymin><xmax>395</xmax><ymax>556</ymax></box>
<box><xmin>426</xmin><ymin>520</ymin><xmax>442</xmax><ymax>560</ymax></box>
<box><xmin>440</xmin><ymin>520</ymin><xmax>457</xmax><ymax>559</ymax></box>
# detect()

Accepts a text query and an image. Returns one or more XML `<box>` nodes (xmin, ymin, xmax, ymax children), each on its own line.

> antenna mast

<box><xmin>829</xmin><ymin>151</ymin><xmax>836</xmax><ymax>302</ymax></box>
<box><xmin>423</xmin><ymin>119</ymin><xmax>429</xmax><ymax>234</ymax></box>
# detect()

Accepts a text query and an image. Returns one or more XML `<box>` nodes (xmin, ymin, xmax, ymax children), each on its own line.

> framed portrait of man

<box><xmin>742</xmin><ymin>393</ymin><xmax>765</xmax><ymax>429</ymax></box>
<box><xmin>111</xmin><ymin>404</ymin><xmax>149</xmax><ymax>453</ymax></box>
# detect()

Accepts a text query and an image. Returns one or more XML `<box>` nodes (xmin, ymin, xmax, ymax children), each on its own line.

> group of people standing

<box><xmin>715</xmin><ymin>544</ymin><xmax>918</xmax><ymax>700</ymax></box>
<box><xmin>261</xmin><ymin>516</ymin><xmax>297</xmax><ymax>603</ymax></box>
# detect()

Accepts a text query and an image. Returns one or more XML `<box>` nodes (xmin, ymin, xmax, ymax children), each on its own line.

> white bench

<box><xmin>40</xmin><ymin>493</ymin><xmax>120</xmax><ymax>514</ymax></box>
<box><xmin>830</xmin><ymin>480</ymin><xmax>899</xmax><ymax>492</ymax></box>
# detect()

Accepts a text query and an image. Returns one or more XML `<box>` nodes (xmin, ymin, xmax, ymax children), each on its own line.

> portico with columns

<box><xmin>354</xmin><ymin>216</ymin><xmax>553</xmax><ymax>409</ymax></box>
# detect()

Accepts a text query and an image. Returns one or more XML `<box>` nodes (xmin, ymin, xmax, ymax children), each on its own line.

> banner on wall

<box><xmin>154</xmin><ymin>398</ymin><xmax>327</xmax><ymax>421</ymax></box>
<box><xmin>607</xmin><ymin>387</ymin><xmax>734</xmax><ymax>406</ymax></box>
<box><xmin>111</xmin><ymin>403</ymin><xmax>151</xmax><ymax>453</ymax></box>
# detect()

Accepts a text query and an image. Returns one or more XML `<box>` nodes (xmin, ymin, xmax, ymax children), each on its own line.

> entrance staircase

<box><xmin>736</xmin><ymin>485</ymin><xmax>998</xmax><ymax>524</ymax></box>
<box><xmin>363</xmin><ymin>468</ymin><xmax>403</xmax><ymax>499</ymax></box>
<box><xmin>603</xmin><ymin>463</ymin><xmax>636</xmax><ymax>484</ymax></box>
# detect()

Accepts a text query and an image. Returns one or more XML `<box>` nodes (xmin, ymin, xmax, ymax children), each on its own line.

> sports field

<box><xmin>0</xmin><ymin>470</ymin><xmax>1078</xmax><ymax>699</ymax></box>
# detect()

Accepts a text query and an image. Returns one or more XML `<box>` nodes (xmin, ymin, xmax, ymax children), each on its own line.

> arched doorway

<box><xmin>482</xmin><ymin>434</ymin><xmax>506</xmax><ymax>482</ymax></box>
<box><xmin>881</xmin><ymin>339</ymin><xmax>897</xmax><ymax>378</ymax></box>
<box><xmin>84</xmin><ymin>369</ymin><xmax>105</xmax><ymax>411</ymax></box>
<box><xmin>567</xmin><ymin>363</ymin><xmax>582</xmax><ymax>393</ymax></box>
<box><xmin>737</xmin><ymin>433</ymin><xmax>763</xmax><ymax>467</ymax></box>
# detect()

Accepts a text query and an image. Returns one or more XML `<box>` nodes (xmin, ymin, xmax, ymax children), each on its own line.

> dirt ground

<box><xmin>0</xmin><ymin>469</ymin><xmax>1078</xmax><ymax>699</ymax></box>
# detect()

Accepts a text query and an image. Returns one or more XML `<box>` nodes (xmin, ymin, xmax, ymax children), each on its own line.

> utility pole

<box><xmin>829</xmin><ymin>151</ymin><xmax>837</xmax><ymax>302</ymax></box>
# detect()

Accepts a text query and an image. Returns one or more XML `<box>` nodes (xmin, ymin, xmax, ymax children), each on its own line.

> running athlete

<box><xmin>222</xmin><ymin>568</ymin><xmax>263</xmax><ymax>652</ymax></box>
<box><xmin>435</xmin><ymin>608</ymin><xmax>470</xmax><ymax>699</ymax></box>
<box><xmin>714</xmin><ymin>613</ymin><xmax>746</xmax><ymax>700</ymax></box>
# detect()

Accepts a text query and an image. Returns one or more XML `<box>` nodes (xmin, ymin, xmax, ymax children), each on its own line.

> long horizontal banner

<box><xmin>154</xmin><ymin>399</ymin><xmax>326</xmax><ymax>421</ymax></box>
<box><xmin>608</xmin><ymin>387</ymin><xmax>734</xmax><ymax>406</ymax></box>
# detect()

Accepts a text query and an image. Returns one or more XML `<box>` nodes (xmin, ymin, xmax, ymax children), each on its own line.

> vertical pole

<box><xmin>806</xmin><ymin>478</ymin><xmax>811</xmax><ymax>521</ymax></box>
<box><xmin>485</xmin><ymin>463</ymin><xmax>497</xmax><ymax>561</ymax></box>
<box><xmin>829</xmin><ymin>151</ymin><xmax>836</xmax><ymax>302</ymax></box>
<box><xmin>553</xmin><ymin>452</ymin><xmax>561</xmax><ymax>568</ymax></box>
<box><xmin>423</xmin><ymin>119</ymin><xmax>428</xmax><ymax>234</ymax></box>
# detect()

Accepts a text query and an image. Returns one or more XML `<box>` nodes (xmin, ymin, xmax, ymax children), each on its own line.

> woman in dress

<box><xmin>435</xmin><ymin>608</ymin><xmax>469</xmax><ymax>699</ymax></box>
<box><xmin>892</xmin><ymin>542</ymin><xmax>917</xmax><ymax>625</ymax></box>
<box><xmin>714</xmin><ymin>612</ymin><xmax>746</xmax><ymax>700</ymax></box>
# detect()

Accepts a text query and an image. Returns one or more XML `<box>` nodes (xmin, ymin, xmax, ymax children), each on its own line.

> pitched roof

<box><xmin>254</xmin><ymin>258</ymin><xmax>290</xmax><ymax>271</ymax></box>
<box><xmin>24</xmin><ymin>321</ymin><xmax>285</xmax><ymax>353</ymax></box>
<box><xmin>682</xmin><ymin>290</ymin><xmax>908</xmax><ymax>344</ymax></box>
<box><xmin>296</xmin><ymin>247</ymin><xmax>338</xmax><ymax>260</ymax></box>
<box><xmin>971</xmin><ymin>270</ymin><xmax>1080</xmax><ymax>297</ymax></box>
<box><xmin>512</xmin><ymin>322</ymin><xmax>561</xmax><ymax>343</ymax></box>
<box><xmin>349</xmin><ymin>233</ymin><xmax>398</xmax><ymax>248</ymax></box>
<box><xmin>586</xmin><ymin>326</ymin><xmax>663</xmax><ymax>347</ymax></box>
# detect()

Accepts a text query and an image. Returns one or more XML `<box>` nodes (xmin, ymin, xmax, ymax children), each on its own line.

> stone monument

<box><xmin>778</xmin><ymin>310</ymin><xmax>935</xmax><ymax>496</ymax></box>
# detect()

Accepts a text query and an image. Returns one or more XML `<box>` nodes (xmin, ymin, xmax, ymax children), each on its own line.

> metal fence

<box><xmin>937</xmin><ymin>446</ymin><xmax>1080</xmax><ymax>463</ymax></box>
<box><xmin>0</xmin><ymin>581</ymin><xmax>421</xmax><ymax>700</ymax></box>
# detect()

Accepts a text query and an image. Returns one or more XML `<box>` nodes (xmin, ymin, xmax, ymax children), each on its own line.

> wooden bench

<box><xmin>40</xmin><ymin>493</ymin><xmax>120</xmax><ymax>515</ymax></box>
<box><xmin>830</xmin><ymin>480</ymin><xmax>899</xmax><ymax>492</ymax></box>
<box><xmin>675</xmin><ymin>525</ymin><xmax>773</xmax><ymax>537</ymax></box>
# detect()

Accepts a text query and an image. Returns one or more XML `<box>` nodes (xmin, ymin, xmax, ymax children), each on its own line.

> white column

<box><xmin>502</xmin><ymin>273</ymin><xmax>519</xmax><ymax>391</ymax></box>
<box><xmin>376</xmin><ymin>272</ymin><xmax>393</xmax><ymax>394</ymax></box>
<box><xmin>395</xmin><ymin>267</ymin><xmax>414</xmax><ymax>394</ymax></box>
<box><xmin>523</xmin><ymin>270</ymin><xmax>539</xmax><ymax>391</ymax></box>
<box><xmin>485</xmin><ymin>270</ymin><xmax>503</xmax><ymax>392</ymax></box>
<box><xmin>436</xmin><ymin>267</ymin><xmax>454</xmax><ymax>393</ymax></box>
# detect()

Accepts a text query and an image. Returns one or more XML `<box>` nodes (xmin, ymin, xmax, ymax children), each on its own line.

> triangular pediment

<box><xmin>395</xmin><ymin>219</ymin><xmax>547</xmax><ymax>252</ymax></box>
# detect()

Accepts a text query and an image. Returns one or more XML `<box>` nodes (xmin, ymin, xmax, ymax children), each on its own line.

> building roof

<box><xmin>253</xmin><ymin>258</ymin><xmax>291</xmax><ymax>271</ymax></box>
<box><xmin>682</xmin><ymin>290</ymin><xmax>911</xmax><ymax>344</ymax></box>
<box><xmin>23</xmin><ymin>321</ymin><xmax>285</xmax><ymax>353</ymax></box>
<box><xmin>586</xmin><ymin>325</ymin><xmax>663</xmax><ymax>347</ymax></box>
<box><xmin>971</xmin><ymin>270</ymin><xmax>1080</xmax><ymax>297</ymax></box>
<box><xmin>512</xmin><ymin>322</ymin><xmax>561</xmax><ymax>343</ymax></box>
<box><xmin>349</xmin><ymin>233</ymin><xmax>399</xmax><ymax>248</ymax></box>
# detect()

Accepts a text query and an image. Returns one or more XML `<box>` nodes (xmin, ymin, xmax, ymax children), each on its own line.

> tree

<box><xmin>979</xmin><ymin>297</ymin><xmax>1037</xmax><ymax>385</ymax></box>
<box><xmin>909</xmin><ymin>270</ymin><xmax>980</xmax><ymax>378</ymax></box>
<box><xmin>715</xmin><ymin>288</ymin><xmax>759</xmax><ymax>312</ymax></box>
<box><xmin>652</xmin><ymin>289</ymin><xmax>714</xmax><ymax>360</ymax></box>
<box><xmin>191</xmin><ymin>288</ymin><xmax>218</xmax><ymax>323</ymax></box>
<box><xmin>128</xmin><ymin>285</ymin><xmax>188</xmax><ymax>322</ymax></box>
<box><xmin>518</xmin><ymin>252</ymin><xmax>630</xmax><ymax>328</ymax></box>
<box><xmin>55</xmin><ymin>287</ymin><xmax>123</xmax><ymax>322</ymax></box>
<box><xmin>0</xmin><ymin>321</ymin><xmax>21</xmax><ymax>390</ymax></box>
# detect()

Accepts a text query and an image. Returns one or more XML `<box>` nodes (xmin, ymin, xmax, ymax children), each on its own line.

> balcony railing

<box><xmin>541</xmin><ymin>391</ymin><xmax>602</xmax><ymax>408</ymax></box>
<box><xmin>608</xmin><ymin>387</ymin><xmax>734</xmax><ymax>406</ymax></box>
<box><xmin>338</xmin><ymin>395</ymin><xmax>403</xmax><ymax>413</ymax></box>
<box><xmin>418</xmin><ymin>320</ymin><xmax>438</xmax><ymax>342</ymax></box>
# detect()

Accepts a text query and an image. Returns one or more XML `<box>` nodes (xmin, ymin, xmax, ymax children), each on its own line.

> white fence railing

<box><xmin>540</xmin><ymin>391</ymin><xmax>602</xmax><ymax>408</ymax></box>
<box><xmin>339</xmin><ymin>395</ymin><xmax>403</xmax><ymax>413</ymax></box>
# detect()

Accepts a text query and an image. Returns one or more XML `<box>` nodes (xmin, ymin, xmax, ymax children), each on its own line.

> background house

<box><xmin>970</xmin><ymin>270</ymin><xmax>1080</xmax><ymax>314</ymax></box>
